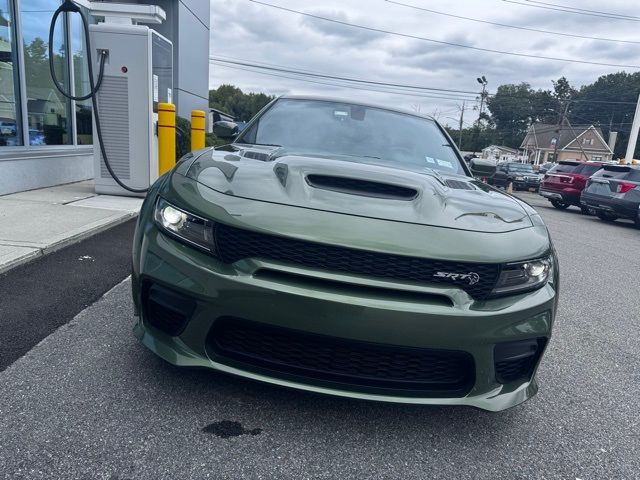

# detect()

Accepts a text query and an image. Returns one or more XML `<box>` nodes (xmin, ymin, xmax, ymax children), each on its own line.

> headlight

<box><xmin>491</xmin><ymin>255</ymin><xmax>553</xmax><ymax>296</ymax></box>
<box><xmin>154</xmin><ymin>197</ymin><xmax>215</xmax><ymax>252</ymax></box>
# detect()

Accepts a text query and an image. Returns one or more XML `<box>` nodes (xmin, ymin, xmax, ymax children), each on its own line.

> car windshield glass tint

<box><xmin>553</xmin><ymin>163</ymin><xmax>581</xmax><ymax>174</ymax></box>
<box><xmin>509</xmin><ymin>164</ymin><xmax>534</xmax><ymax>173</ymax></box>
<box><xmin>625</xmin><ymin>168</ymin><xmax>640</xmax><ymax>181</ymax></box>
<box><xmin>575</xmin><ymin>164</ymin><xmax>601</xmax><ymax>176</ymax></box>
<box><xmin>593</xmin><ymin>168</ymin><xmax>628</xmax><ymax>179</ymax></box>
<box><xmin>238</xmin><ymin>99</ymin><xmax>464</xmax><ymax>174</ymax></box>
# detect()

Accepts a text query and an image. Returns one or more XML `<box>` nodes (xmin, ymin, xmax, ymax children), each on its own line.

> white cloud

<box><xmin>209</xmin><ymin>0</ymin><xmax>640</xmax><ymax>122</ymax></box>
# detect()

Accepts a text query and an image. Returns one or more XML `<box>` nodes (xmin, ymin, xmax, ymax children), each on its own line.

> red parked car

<box><xmin>538</xmin><ymin>160</ymin><xmax>605</xmax><ymax>213</ymax></box>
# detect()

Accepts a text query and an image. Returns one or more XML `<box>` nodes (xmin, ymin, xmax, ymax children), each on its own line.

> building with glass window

<box><xmin>0</xmin><ymin>0</ymin><xmax>210</xmax><ymax>195</ymax></box>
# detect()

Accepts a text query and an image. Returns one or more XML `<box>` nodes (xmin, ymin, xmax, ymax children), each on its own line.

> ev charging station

<box><xmin>50</xmin><ymin>1</ymin><xmax>173</xmax><ymax>197</ymax></box>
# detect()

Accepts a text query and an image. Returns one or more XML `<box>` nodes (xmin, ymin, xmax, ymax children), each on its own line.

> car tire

<box><xmin>596</xmin><ymin>211</ymin><xmax>618</xmax><ymax>222</ymax></box>
<box><xmin>580</xmin><ymin>206</ymin><xmax>592</xmax><ymax>215</ymax></box>
<box><xmin>635</xmin><ymin>212</ymin><xmax>640</xmax><ymax>229</ymax></box>
<box><xmin>550</xmin><ymin>199</ymin><xmax>570</xmax><ymax>210</ymax></box>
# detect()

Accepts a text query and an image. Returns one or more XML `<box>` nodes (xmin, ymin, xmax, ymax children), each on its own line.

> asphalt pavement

<box><xmin>1</xmin><ymin>193</ymin><xmax>639</xmax><ymax>479</ymax></box>
<box><xmin>0</xmin><ymin>219</ymin><xmax>136</xmax><ymax>370</ymax></box>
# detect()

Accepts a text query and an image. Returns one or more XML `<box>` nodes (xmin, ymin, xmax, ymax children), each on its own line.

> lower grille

<box><xmin>209</xmin><ymin>317</ymin><xmax>475</xmax><ymax>396</ymax></box>
<box><xmin>142</xmin><ymin>283</ymin><xmax>196</xmax><ymax>336</ymax></box>
<box><xmin>494</xmin><ymin>338</ymin><xmax>546</xmax><ymax>384</ymax></box>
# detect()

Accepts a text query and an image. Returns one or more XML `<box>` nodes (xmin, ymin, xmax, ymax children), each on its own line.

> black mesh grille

<box><xmin>306</xmin><ymin>174</ymin><xmax>418</xmax><ymax>200</ymax></box>
<box><xmin>242</xmin><ymin>150</ymin><xmax>270</xmax><ymax>161</ymax></box>
<box><xmin>495</xmin><ymin>357</ymin><xmax>537</xmax><ymax>383</ymax></box>
<box><xmin>214</xmin><ymin>224</ymin><xmax>500</xmax><ymax>299</ymax></box>
<box><xmin>445</xmin><ymin>179</ymin><xmax>475</xmax><ymax>190</ymax></box>
<box><xmin>494</xmin><ymin>338</ymin><xmax>546</xmax><ymax>384</ymax></box>
<box><xmin>209</xmin><ymin>317</ymin><xmax>475</xmax><ymax>396</ymax></box>
<box><xmin>142</xmin><ymin>283</ymin><xmax>196</xmax><ymax>336</ymax></box>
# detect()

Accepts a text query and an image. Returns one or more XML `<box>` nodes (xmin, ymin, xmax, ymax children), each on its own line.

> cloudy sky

<box><xmin>209</xmin><ymin>0</ymin><xmax>640</xmax><ymax>127</ymax></box>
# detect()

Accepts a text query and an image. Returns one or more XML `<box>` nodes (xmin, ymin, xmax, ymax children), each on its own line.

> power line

<box><xmin>210</xmin><ymin>61</ymin><xmax>480</xmax><ymax>102</ymax></box>
<box><xmin>503</xmin><ymin>0</ymin><xmax>640</xmax><ymax>21</ymax></box>
<box><xmin>211</xmin><ymin>56</ymin><xmax>640</xmax><ymax>107</ymax></box>
<box><xmin>248</xmin><ymin>0</ymin><xmax>640</xmax><ymax>69</ymax></box>
<box><xmin>210</xmin><ymin>56</ymin><xmax>480</xmax><ymax>96</ymax></box>
<box><xmin>385</xmin><ymin>0</ymin><xmax>640</xmax><ymax>45</ymax></box>
<box><xmin>525</xmin><ymin>0</ymin><xmax>640</xmax><ymax>20</ymax></box>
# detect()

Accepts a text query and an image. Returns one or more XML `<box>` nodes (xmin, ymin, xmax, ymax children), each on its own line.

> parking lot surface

<box><xmin>1</xmin><ymin>192</ymin><xmax>639</xmax><ymax>479</ymax></box>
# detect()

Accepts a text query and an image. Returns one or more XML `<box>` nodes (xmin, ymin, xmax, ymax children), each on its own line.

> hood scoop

<box><xmin>305</xmin><ymin>174</ymin><xmax>418</xmax><ymax>200</ymax></box>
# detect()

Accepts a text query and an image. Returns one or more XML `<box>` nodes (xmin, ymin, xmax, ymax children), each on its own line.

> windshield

<box><xmin>509</xmin><ymin>164</ymin><xmax>535</xmax><ymax>173</ymax></box>
<box><xmin>236</xmin><ymin>98</ymin><xmax>465</xmax><ymax>175</ymax></box>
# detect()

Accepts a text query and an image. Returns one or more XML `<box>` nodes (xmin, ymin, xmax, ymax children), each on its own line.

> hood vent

<box><xmin>445</xmin><ymin>179</ymin><xmax>475</xmax><ymax>190</ymax></box>
<box><xmin>242</xmin><ymin>150</ymin><xmax>271</xmax><ymax>162</ymax></box>
<box><xmin>306</xmin><ymin>174</ymin><xmax>418</xmax><ymax>200</ymax></box>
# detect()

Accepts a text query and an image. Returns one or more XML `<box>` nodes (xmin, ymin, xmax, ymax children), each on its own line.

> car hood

<box><xmin>185</xmin><ymin>147</ymin><xmax>533</xmax><ymax>233</ymax></box>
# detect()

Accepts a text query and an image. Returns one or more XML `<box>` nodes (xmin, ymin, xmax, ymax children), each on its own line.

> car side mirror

<box><xmin>469</xmin><ymin>158</ymin><xmax>497</xmax><ymax>177</ymax></box>
<box><xmin>212</xmin><ymin>121</ymin><xmax>239</xmax><ymax>139</ymax></box>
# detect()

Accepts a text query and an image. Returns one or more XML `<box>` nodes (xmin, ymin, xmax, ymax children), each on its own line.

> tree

<box><xmin>209</xmin><ymin>84</ymin><xmax>274</xmax><ymax>121</ymax></box>
<box><xmin>569</xmin><ymin>72</ymin><xmax>640</xmax><ymax>158</ymax></box>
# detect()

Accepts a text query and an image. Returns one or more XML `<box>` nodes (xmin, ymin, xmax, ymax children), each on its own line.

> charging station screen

<box><xmin>152</xmin><ymin>32</ymin><xmax>172</xmax><ymax>113</ymax></box>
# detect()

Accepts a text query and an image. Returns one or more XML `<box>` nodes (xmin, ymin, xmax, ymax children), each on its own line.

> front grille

<box><xmin>214</xmin><ymin>224</ymin><xmax>500</xmax><ymax>299</ymax></box>
<box><xmin>209</xmin><ymin>317</ymin><xmax>475</xmax><ymax>396</ymax></box>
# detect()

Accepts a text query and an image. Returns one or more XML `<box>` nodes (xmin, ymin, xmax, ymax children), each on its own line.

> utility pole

<box><xmin>458</xmin><ymin>101</ymin><xmax>465</xmax><ymax>149</ymax></box>
<box><xmin>551</xmin><ymin>102</ymin><xmax>569</xmax><ymax>163</ymax></box>
<box><xmin>624</xmin><ymin>93</ymin><xmax>640</xmax><ymax>163</ymax></box>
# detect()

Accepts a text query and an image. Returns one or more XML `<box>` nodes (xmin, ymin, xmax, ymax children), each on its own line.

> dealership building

<box><xmin>0</xmin><ymin>0</ymin><xmax>210</xmax><ymax>195</ymax></box>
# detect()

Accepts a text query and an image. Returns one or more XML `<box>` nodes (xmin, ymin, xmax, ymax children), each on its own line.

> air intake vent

<box><xmin>242</xmin><ymin>150</ymin><xmax>271</xmax><ymax>161</ymax></box>
<box><xmin>306</xmin><ymin>174</ymin><xmax>418</xmax><ymax>200</ymax></box>
<box><xmin>97</xmin><ymin>75</ymin><xmax>130</xmax><ymax>179</ymax></box>
<box><xmin>445</xmin><ymin>179</ymin><xmax>474</xmax><ymax>190</ymax></box>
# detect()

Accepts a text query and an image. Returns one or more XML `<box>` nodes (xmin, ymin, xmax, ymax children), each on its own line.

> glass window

<box><xmin>575</xmin><ymin>164</ymin><xmax>602</xmax><ymax>177</ymax></box>
<box><xmin>553</xmin><ymin>162</ymin><xmax>581</xmax><ymax>174</ymax></box>
<box><xmin>21</xmin><ymin>0</ymin><xmax>72</xmax><ymax>145</ymax></box>
<box><xmin>0</xmin><ymin>0</ymin><xmax>21</xmax><ymax>146</ymax></box>
<box><xmin>592</xmin><ymin>167</ymin><xmax>629</xmax><ymax>180</ymax></box>
<box><xmin>237</xmin><ymin>99</ymin><xmax>466</xmax><ymax>175</ymax></box>
<box><xmin>507</xmin><ymin>163</ymin><xmax>535</xmax><ymax>173</ymax></box>
<box><xmin>626</xmin><ymin>168</ymin><xmax>640</xmax><ymax>182</ymax></box>
<box><xmin>71</xmin><ymin>10</ymin><xmax>91</xmax><ymax>144</ymax></box>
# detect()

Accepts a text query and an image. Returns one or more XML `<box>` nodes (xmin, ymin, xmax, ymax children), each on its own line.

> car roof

<box><xmin>278</xmin><ymin>94</ymin><xmax>437</xmax><ymax>121</ymax></box>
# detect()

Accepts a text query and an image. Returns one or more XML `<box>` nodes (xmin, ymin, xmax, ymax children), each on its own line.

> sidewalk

<box><xmin>0</xmin><ymin>180</ymin><xmax>143</xmax><ymax>274</ymax></box>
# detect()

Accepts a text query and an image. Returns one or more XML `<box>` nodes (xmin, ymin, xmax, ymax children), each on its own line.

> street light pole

<box><xmin>476</xmin><ymin>75</ymin><xmax>488</xmax><ymax>125</ymax></box>
<box><xmin>473</xmin><ymin>76</ymin><xmax>487</xmax><ymax>153</ymax></box>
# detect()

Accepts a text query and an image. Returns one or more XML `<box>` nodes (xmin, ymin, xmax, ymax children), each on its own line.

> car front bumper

<box><xmin>132</xmin><ymin>220</ymin><xmax>557</xmax><ymax>412</ymax></box>
<box><xmin>513</xmin><ymin>180</ymin><xmax>540</xmax><ymax>190</ymax></box>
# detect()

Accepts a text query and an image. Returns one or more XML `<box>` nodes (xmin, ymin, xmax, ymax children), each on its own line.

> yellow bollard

<box><xmin>191</xmin><ymin>110</ymin><xmax>206</xmax><ymax>151</ymax></box>
<box><xmin>158</xmin><ymin>103</ymin><xmax>176</xmax><ymax>175</ymax></box>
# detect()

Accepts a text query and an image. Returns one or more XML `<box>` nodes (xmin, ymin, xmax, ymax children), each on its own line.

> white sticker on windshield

<box><xmin>334</xmin><ymin>110</ymin><xmax>348</xmax><ymax>119</ymax></box>
<box><xmin>425</xmin><ymin>156</ymin><xmax>435</xmax><ymax>164</ymax></box>
<box><xmin>436</xmin><ymin>159</ymin><xmax>453</xmax><ymax>168</ymax></box>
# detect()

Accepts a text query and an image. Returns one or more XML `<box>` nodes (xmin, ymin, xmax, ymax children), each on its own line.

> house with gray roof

<box><xmin>520</xmin><ymin>123</ymin><xmax>614</xmax><ymax>164</ymax></box>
